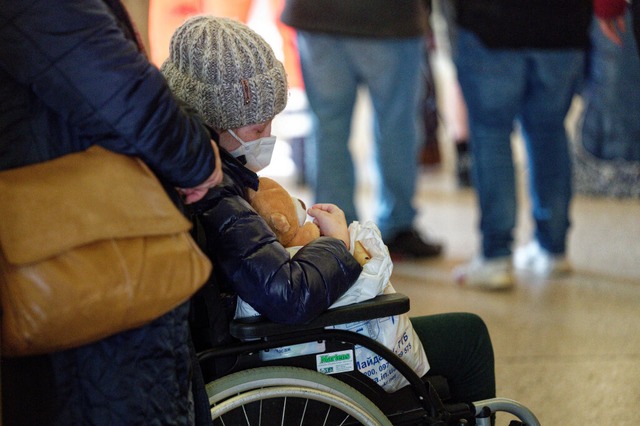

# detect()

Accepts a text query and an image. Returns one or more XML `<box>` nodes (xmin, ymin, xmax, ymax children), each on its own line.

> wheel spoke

<box><xmin>299</xmin><ymin>399</ymin><xmax>309</xmax><ymax>426</ymax></box>
<box><xmin>242</xmin><ymin>399</ymin><xmax>250</xmax><ymax>425</ymax></box>
<box><xmin>281</xmin><ymin>396</ymin><xmax>287</xmax><ymax>426</ymax></box>
<box><xmin>323</xmin><ymin>404</ymin><xmax>331</xmax><ymax>425</ymax></box>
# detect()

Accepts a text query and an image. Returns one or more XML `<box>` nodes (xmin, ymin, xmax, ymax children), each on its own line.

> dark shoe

<box><xmin>386</xmin><ymin>229</ymin><xmax>443</xmax><ymax>259</ymax></box>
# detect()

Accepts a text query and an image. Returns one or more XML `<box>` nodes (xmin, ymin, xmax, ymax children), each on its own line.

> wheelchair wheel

<box><xmin>206</xmin><ymin>366</ymin><xmax>392</xmax><ymax>426</ymax></box>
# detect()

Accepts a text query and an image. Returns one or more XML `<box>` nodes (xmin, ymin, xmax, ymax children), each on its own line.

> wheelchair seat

<box><xmin>198</xmin><ymin>292</ymin><xmax>541</xmax><ymax>425</ymax></box>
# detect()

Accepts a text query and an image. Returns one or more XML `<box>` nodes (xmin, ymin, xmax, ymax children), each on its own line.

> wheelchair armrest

<box><xmin>230</xmin><ymin>293</ymin><xmax>410</xmax><ymax>340</ymax></box>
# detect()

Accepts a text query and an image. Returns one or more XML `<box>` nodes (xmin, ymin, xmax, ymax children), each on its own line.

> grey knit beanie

<box><xmin>161</xmin><ymin>15</ymin><xmax>288</xmax><ymax>130</ymax></box>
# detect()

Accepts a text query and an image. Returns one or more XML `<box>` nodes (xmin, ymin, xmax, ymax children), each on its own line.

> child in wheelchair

<box><xmin>162</xmin><ymin>14</ymin><xmax>500</xmax><ymax>423</ymax></box>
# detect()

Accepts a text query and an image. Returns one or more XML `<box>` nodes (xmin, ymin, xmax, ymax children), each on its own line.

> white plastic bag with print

<box><xmin>236</xmin><ymin>220</ymin><xmax>390</xmax><ymax>318</ymax></box>
<box><xmin>330</xmin><ymin>220</ymin><xmax>393</xmax><ymax>308</ymax></box>
<box><xmin>328</xmin><ymin>283</ymin><xmax>430</xmax><ymax>393</ymax></box>
<box><xmin>235</xmin><ymin>219</ymin><xmax>429</xmax><ymax>391</ymax></box>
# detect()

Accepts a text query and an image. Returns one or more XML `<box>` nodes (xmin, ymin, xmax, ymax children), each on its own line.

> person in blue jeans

<box><xmin>582</xmin><ymin>10</ymin><xmax>640</xmax><ymax>162</ymax></box>
<box><xmin>576</xmin><ymin>1</ymin><xmax>640</xmax><ymax>198</ymax></box>
<box><xmin>451</xmin><ymin>1</ymin><xmax>592</xmax><ymax>290</ymax></box>
<box><xmin>281</xmin><ymin>1</ymin><xmax>443</xmax><ymax>259</ymax></box>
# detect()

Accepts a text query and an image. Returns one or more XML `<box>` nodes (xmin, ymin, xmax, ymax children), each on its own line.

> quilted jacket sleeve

<box><xmin>191</xmin><ymin>165</ymin><xmax>362</xmax><ymax>325</ymax></box>
<box><xmin>0</xmin><ymin>0</ymin><xmax>214</xmax><ymax>186</ymax></box>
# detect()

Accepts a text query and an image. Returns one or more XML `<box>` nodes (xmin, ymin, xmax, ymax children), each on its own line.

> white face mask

<box><xmin>227</xmin><ymin>129</ymin><xmax>277</xmax><ymax>172</ymax></box>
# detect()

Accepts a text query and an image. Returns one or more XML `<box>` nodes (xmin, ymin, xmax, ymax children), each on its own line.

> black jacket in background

<box><xmin>281</xmin><ymin>0</ymin><xmax>430</xmax><ymax>38</ymax></box>
<box><xmin>455</xmin><ymin>0</ymin><xmax>593</xmax><ymax>49</ymax></box>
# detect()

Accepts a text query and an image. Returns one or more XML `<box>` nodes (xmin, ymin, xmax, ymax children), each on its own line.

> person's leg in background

<box><xmin>437</xmin><ymin>0</ymin><xmax>472</xmax><ymax>188</ymax></box>
<box><xmin>448</xmin><ymin>80</ymin><xmax>472</xmax><ymax>187</ymax></box>
<box><xmin>582</xmin><ymin>11</ymin><xmax>640</xmax><ymax>162</ymax></box>
<box><xmin>453</xmin><ymin>29</ymin><xmax>526</xmax><ymax>290</ymax></box>
<box><xmin>419</xmin><ymin>40</ymin><xmax>442</xmax><ymax>168</ymax></box>
<box><xmin>419</xmin><ymin>8</ymin><xmax>442</xmax><ymax>168</ymax></box>
<box><xmin>633</xmin><ymin>0</ymin><xmax>640</xmax><ymax>57</ymax></box>
<box><xmin>354</xmin><ymin>36</ymin><xmax>443</xmax><ymax>257</ymax></box>
<box><xmin>296</xmin><ymin>32</ymin><xmax>360</xmax><ymax>224</ymax></box>
<box><xmin>513</xmin><ymin>49</ymin><xmax>585</xmax><ymax>276</ymax></box>
<box><xmin>575</xmin><ymin>7</ymin><xmax>640</xmax><ymax>198</ymax></box>
<box><xmin>355</xmin><ymin>37</ymin><xmax>423</xmax><ymax>240</ymax></box>
<box><xmin>410</xmin><ymin>313</ymin><xmax>496</xmax><ymax>403</ymax></box>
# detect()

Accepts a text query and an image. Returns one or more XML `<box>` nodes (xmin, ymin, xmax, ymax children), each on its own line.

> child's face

<box><xmin>218</xmin><ymin>120</ymin><xmax>272</xmax><ymax>152</ymax></box>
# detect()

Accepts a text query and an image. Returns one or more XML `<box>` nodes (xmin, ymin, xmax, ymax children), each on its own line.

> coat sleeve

<box><xmin>193</xmin><ymin>181</ymin><xmax>362</xmax><ymax>325</ymax></box>
<box><xmin>0</xmin><ymin>0</ymin><xmax>214</xmax><ymax>187</ymax></box>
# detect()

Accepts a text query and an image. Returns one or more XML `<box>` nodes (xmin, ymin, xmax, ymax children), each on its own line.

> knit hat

<box><xmin>161</xmin><ymin>15</ymin><xmax>288</xmax><ymax>130</ymax></box>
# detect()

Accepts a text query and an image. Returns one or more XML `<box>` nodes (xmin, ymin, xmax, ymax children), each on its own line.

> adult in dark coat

<box><xmin>0</xmin><ymin>0</ymin><xmax>222</xmax><ymax>424</ymax></box>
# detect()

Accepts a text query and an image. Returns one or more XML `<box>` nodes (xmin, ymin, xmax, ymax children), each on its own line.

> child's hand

<box><xmin>308</xmin><ymin>203</ymin><xmax>350</xmax><ymax>249</ymax></box>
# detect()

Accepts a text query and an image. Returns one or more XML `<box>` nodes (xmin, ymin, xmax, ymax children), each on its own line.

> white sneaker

<box><xmin>453</xmin><ymin>256</ymin><xmax>515</xmax><ymax>291</ymax></box>
<box><xmin>514</xmin><ymin>241</ymin><xmax>571</xmax><ymax>277</ymax></box>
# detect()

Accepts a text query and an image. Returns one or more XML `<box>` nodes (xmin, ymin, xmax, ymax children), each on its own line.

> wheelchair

<box><xmin>197</xmin><ymin>293</ymin><xmax>540</xmax><ymax>425</ymax></box>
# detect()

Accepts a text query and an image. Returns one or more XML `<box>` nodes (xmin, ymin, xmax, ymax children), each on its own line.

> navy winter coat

<box><xmin>0</xmin><ymin>0</ymin><xmax>214</xmax><ymax>184</ymax></box>
<box><xmin>0</xmin><ymin>1</ymin><xmax>216</xmax><ymax>424</ymax></box>
<box><xmin>188</xmin><ymin>150</ymin><xmax>362</xmax><ymax>350</ymax></box>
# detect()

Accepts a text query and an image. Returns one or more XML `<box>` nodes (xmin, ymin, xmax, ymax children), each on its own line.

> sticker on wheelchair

<box><xmin>315</xmin><ymin>350</ymin><xmax>356</xmax><ymax>375</ymax></box>
<box><xmin>260</xmin><ymin>341</ymin><xmax>326</xmax><ymax>361</ymax></box>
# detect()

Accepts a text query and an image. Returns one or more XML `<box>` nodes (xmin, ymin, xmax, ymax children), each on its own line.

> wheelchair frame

<box><xmin>197</xmin><ymin>293</ymin><xmax>540</xmax><ymax>425</ymax></box>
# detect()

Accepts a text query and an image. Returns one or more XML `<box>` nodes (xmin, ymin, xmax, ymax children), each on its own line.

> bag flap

<box><xmin>0</xmin><ymin>146</ymin><xmax>191</xmax><ymax>265</ymax></box>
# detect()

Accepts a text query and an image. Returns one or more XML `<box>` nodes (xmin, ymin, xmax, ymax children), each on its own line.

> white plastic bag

<box><xmin>234</xmin><ymin>220</ymin><xmax>429</xmax><ymax>392</ymax></box>
<box><xmin>328</xmin><ymin>284</ymin><xmax>430</xmax><ymax>393</ymax></box>
<box><xmin>235</xmin><ymin>220</ymin><xmax>391</xmax><ymax>318</ymax></box>
<box><xmin>330</xmin><ymin>220</ymin><xmax>393</xmax><ymax>308</ymax></box>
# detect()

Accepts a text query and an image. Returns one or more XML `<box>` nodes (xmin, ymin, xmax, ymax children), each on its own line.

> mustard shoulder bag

<box><xmin>0</xmin><ymin>146</ymin><xmax>212</xmax><ymax>357</ymax></box>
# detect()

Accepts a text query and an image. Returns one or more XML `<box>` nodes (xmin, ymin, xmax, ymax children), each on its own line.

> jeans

<box><xmin>296</xmin><ymin>31</ymin><xmax>424</xmax><ymax>239</ymax></box>
<box><xmin>454</xmin><ymin>29</ymin><xmax>585</xmax><ymax>258</ymax></box>
<box><xmin>581</xmin><ymin>10</ymin><xmax>640</xmax><ymax>162</ymax></box>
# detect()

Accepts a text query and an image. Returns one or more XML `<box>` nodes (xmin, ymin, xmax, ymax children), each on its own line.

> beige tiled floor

<box><xmin>267</xmin><ymin>92</ymin><xmax>640</xmax><ymax>424</ymax></box>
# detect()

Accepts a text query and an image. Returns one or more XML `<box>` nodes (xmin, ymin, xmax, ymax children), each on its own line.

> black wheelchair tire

<box><xmin>206</xmin><ymin>366</ymin><xmax>392</xmax><ymax>425</ymax></box>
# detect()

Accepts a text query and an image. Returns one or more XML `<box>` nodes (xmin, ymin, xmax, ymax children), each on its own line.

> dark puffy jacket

<box><xmin>0</xmin><ymin>0</ymin><xmax>214</xmax><ymax>186</ymax></box>
<box><xmin>188</xmin><ymin>149</ymin><xmax>362</xmax><ymax>351</ymax></box>
<box><xmin>0</xmin><ymin>1</ymin><xmax>216</xmax><ymax>425</ymax></box>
